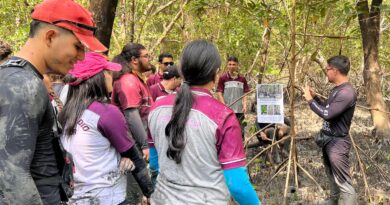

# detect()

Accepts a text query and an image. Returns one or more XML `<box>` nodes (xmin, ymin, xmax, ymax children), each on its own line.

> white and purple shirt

<box><xmin>61</xmin><ymin>101</ymin><xmax>135</xmax><ymax>204</ymax></box>
<box><xmin>217</xmin><ymin>73</ymin><xmax>250</xmax><ymax>113</ymax></box>
<box><xmin>148</xmin><ymin>88</ymin><xmax>246</xmax><ymax>205</ymax></box>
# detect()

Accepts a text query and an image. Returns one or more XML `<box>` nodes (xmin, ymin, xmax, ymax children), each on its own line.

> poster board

<box><xmin>257</xmin><ymin>84</ymin><xmax>284</xmax><ymax>124</ymax></box>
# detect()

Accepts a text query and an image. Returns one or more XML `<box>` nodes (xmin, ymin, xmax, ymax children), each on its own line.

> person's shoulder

<box><xmin>0</xmin><ymin>65</ymin><xmax>39</xmax><ymax>81</ymax></box>
<box><xmin>336</xmin><ymin>83</ymin><xmax>357</xmax><ymax>101</ymax></box>
<box><xmin>89</xmin><ymin>101</ymin><xmax>121</xmax><ymax>114</ymax></box>
<box><xmin>149</xmin><ymin>83</ymin><xmax>159</xmax><ymax>91</ymax></box>
<box><xmin>149</xmin><ymin>93</ymin><xmax>175</xmax><ymax>112</ymax></box>
<box><xmin>219</xmin><ymin>72</ymin><xmax>229</xmax><ymax>79</ymax></box>
<box><xmin>338</xmin><ymin>83</ymin><xmax>356</xmax><ymax>95</ymax></box>
<box><xmin>238</xmin><ymin>74</ymin><xmax>248</xmax><ymax>81</ymax></box>
<box><xmin>194</xmin><ymin>93</ymin><xmax>235</xmax><ymax>123</ymax></box>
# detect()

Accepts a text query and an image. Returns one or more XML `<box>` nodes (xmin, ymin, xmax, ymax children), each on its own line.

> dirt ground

<box><xmin>244</xmin><ymin>101</ymin><xmax>390</xmax><ymax>205</ymax></box>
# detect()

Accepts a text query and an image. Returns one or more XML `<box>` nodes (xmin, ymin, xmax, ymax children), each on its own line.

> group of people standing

<box><xmin>0</xmin><ymin>0</ymin><xmax>358</xmax><ymax>205</ymax></box>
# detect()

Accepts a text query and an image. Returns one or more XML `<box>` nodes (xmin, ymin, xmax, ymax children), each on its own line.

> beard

<box><xmin>139</xmin><ymin>61</ymin><xmax>150</xmax><ymax>73</ymax></box>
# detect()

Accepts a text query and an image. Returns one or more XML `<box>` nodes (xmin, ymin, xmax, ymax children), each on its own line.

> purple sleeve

<box><xmin>243</xmin><ymin>77</ymin><xmax>250</xmax><ymax>93</ymax></box>
<box><xmin>97</xmin><ymin>104</ymin><xmax>135</xmax><ymax>153</ymax></box>
<box><xmin>216</xmin><ymin>111</ymin><xmax>246</xmax><ymax>170</ymax></box>
<box><xmin>216</xmin><ymin>75</ymin><xmax>225</xmax><ymax>93</ymax></box>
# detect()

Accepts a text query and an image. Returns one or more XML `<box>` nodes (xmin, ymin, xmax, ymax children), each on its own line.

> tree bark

<box><xmin>356</xmin><ymin>0</ymin><xmax>390</xmax><ymax>136</ymax></box>
<box><xmin>89</xmin><ymin>0</ymin><xmax>119</xmax><ymax>53</ymax></box>
<box><xmin>258</xmin><ymin>26</ymin><xmax>271</xmax><ymax>84</ymax></box>
<box><xmin>130</xmin><ymin>0</ymin><xmax>136</xmax><ymax>42</ymax></box>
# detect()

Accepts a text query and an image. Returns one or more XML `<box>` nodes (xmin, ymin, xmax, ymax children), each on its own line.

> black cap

<box><xmin>163</xmin><ymin>65</ymin><xmax>180</xmax><ymax>80</ymax></box>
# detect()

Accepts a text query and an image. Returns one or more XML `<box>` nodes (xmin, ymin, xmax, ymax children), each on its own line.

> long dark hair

<box><xmin>58</xmin><ymin>71</ymin><xmax>110</xmax><ymax>136</ymax></box>
<box><xmin>112</xmin><ymin>43</ymin><xmax>145</xmax><ymax>81</ymax></box>
<box><xmin>165</xmin><ymin>40</ymin><xmax>221</xmax><ymax>163</ymax></box>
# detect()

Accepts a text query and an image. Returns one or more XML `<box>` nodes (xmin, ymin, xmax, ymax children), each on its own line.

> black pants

<box><xmin>235</xmin><ymin>113</ymin><xmax>245</xmax><ymax>140</ymax></box>
<box><xmin>36</xmin><ymin>184</ymin><xmax>61</xmax><ymax>205</ymax></box>
<box><xmin>323</xmin><ymin>137</ymin><xmax>357</xmax><ymax>204</ymax></box>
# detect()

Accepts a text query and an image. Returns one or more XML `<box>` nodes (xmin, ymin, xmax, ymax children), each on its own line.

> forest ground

<box><xmin>244</xmin><ymin>99</ymin><xmax>390</xmax><ymax>205</ymax></box>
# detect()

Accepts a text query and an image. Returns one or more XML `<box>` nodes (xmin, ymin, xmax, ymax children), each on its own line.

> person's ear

<box><xmin>131</xmin><ymin>56</ymin><xmax>138</xmax><ymax>64</ymax></box>
<box><xmin>44</xmin><ymin>29</ymin><xmax>57</xmax><ymax>47</ymax></box>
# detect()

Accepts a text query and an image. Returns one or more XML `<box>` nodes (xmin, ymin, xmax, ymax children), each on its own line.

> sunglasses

<box><xmin>162</xmin><ymin>62</ymin><xmax>174</xmax><ymax>66</ymax></box>
<box><xmin>53</xmin><ymin>20</ymin><xmax>97</xmax><ymax>35</ymax></box>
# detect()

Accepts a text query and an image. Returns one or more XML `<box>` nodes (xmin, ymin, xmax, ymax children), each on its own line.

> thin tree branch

<box><xmin>349</xmin><ymin>132</ymin><xmax>373</xmax><ymax>202</ymax></box>
<box><xmin>246</xmin><ymin>136</ymin><xmax>291</xmax><ymax>166</ymax></box>
<box><xmin>151</xmin><ymin>0</ymin><xmax>178</xmax><ymax>16</ymax></box>
<box><xmin>150</xmin><ymin>0</ymin><xmax>189</xmax><ymax>54</ymax></box>
<box><xmin>296</xmin><ymin>33</ymin><xmax>358</xmax><ymax>39</ymax></box>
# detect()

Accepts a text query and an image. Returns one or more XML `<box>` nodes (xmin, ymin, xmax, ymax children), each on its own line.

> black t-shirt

<box><xmin>309</xmin><ymin>82</ymin><xmax>357</xmax><ymax>137</ymax></box>
<box><xmin>0</xmin><ymin>57</ymin><xmax>59</xmax><ymax>204</ymax></box>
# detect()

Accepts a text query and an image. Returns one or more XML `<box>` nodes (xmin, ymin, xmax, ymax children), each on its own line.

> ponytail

<box><xmin>165</xmin><ymin>82</ymin><xmax>193</xmax><ymax>164</ymax></box>
<box><xmin>164</xmin><ymin>40</ymin><xmax>221</xmax><ymax>164</ymax></box>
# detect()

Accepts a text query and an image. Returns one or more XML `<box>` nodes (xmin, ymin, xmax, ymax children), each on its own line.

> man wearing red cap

<box><xmin>0</xmin><ymin>0</ymin><xmax>106</xmax><ymax>204</ymax></box>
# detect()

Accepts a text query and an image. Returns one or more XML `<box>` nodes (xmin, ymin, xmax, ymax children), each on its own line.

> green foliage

<box><xmin>1</xmin><ymin>0</ymin><xmax>389</xmax><ymax>82</ymax></box>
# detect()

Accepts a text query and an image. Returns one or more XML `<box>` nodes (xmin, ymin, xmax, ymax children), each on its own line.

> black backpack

<box><xmin>52</xmin><ymin>118</ymin><xmax>75</xmax><ymax>202</ymax></box>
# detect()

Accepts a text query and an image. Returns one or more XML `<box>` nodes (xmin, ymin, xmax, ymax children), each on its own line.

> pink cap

<box><xmin>68</xmin><ymin>52</ymin><xmax>121</xmax><ymax>85</ymax></box>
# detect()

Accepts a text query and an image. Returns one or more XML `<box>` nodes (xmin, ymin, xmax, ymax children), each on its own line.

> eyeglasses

<box><xmin>326</xmin><ymin>66</ymin><xmax>335</xmax><ymax>72</ymax></box>
<box><xmin>52</xmin><ymin>20</ymin><xmax>97</xmax><ymax>35</ymax></box>
<box><xmin>162</xmin><ymin>62</ymin><xmax>174</xmax><ymax>66</ymax></box>
<box><xmin>139</xmin><ymin>54</ymin><xmax>150</xmax><ymax>59</ymax></box>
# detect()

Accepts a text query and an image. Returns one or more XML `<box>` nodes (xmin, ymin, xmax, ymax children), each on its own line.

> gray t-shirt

<box><xmin>217</xmin><ymin>73</ymin><xmax>250</xmax><ymax>113</ymax></box>
<box><xmin>0</xmin><ymin>57</ymin><xmax>59</xmax><ymax>204</ymax></box>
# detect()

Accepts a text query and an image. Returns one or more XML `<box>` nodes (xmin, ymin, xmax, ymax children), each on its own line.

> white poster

<box><xmin>257</xmin><ymin>84</ymin><xmax>284</xmax><ymax>124</ymax></box>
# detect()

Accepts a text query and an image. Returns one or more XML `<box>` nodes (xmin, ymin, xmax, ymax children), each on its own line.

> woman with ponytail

<box><xmin>148</xmin><ymin>40</ymin><xmax>261</xmax><ymax>205</ymax></box>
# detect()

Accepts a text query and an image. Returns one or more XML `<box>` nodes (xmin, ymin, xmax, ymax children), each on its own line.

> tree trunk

<box><xmin>258</xmin><ymin>26</ymin><xmax>271</xmax><ymax>84</ymax></box>
<box><xmin>356</xmin><ymin>0</ymin><xmax>390</xmax><ymax>136</ymax></box>
<box><xmin>89</xmin><ymin>0</ymin><xmax>119</xmax><ymax>53</ymax></box>
<box><xmin>130</xmin><ymin>0</ymin><xmax>136</xmax><ymax>42</ymax></box>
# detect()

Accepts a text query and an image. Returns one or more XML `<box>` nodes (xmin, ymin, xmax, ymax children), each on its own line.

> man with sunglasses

<box><xmin>0</xmin><ymin>0</ymin><xmax>106</xmax><ymax>204</ymax></box>
<box><xmin>303</xmin><ymin>55</ymin><xmax>357</xmax><ymax>204</ymax></box>
<box><xmin>146</xmin><ymin>52</ymin><xmax>174</xmax><ymax>87</ymax></box>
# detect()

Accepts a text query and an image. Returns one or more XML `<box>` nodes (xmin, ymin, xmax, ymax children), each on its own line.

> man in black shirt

<box><xmin>303</xmin><ymin>55</ymin><xmax>357</xmax><ymax>204</ymax></box>
<box><xmin>0</xmin><ymin>0</ymin><xmax>106</xmax><ymax>204</ymax></box>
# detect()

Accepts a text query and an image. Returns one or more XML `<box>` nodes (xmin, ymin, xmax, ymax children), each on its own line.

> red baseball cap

<box><xmin>68</xmin><ymin>52</ymin><xmax>121</xmax><ymax>86</ymax></box>
<box><xmin>31</xmin><ymin>0</ymin><xmax>107</xmax><ymax>52</ymax></box>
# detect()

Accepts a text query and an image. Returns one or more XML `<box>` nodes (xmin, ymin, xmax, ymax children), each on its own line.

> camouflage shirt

<box><xmin>0</xmin><ymin>57</ymin><xmax>59</xmax><ymax>204</ymax></box>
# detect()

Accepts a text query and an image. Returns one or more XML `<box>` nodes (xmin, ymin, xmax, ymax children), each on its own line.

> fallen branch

<box><xmin>283</xmin><ymin>137</ymin><xmax>294</xmax><ymax>202</ymax></box>
<box><xmin>265</xmin><ymin>161</ymin><xmax>288</xmax><ymax>189</ymax></box>
<box><xmin>355</xmin><ymin>144</ymin><xmax>389</xmax><ymax>183</ymax></box>
<box><xmin>246</xmin><ymin>136</ymin><xmax>291</xmax><ymax>166</ymax></box>
<box><xmin>349</xmin><ymin>132</ymin><xmax>373</xmax><ymax>202</ymax></box>
<box><xmin>296</xmin><ymin>162</ymin><xmax>324</xmax><ymax>192</ymax></box>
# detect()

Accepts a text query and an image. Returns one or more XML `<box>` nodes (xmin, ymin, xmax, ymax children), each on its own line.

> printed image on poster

<box><xmin>257</xmin><ymin>84</ymin><xmax>284</xmax><ymax>123</ymax></box>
